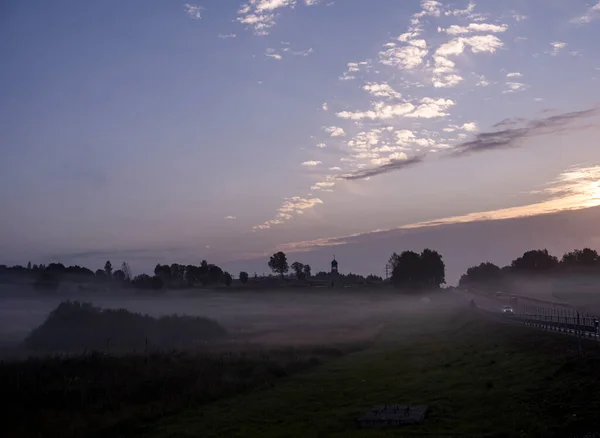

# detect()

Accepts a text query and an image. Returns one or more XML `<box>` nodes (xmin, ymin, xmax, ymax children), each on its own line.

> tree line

<box><xmin>458</xmin><ymin>248</ymin><xmax>600</xmax><ymax>291</ymax></box>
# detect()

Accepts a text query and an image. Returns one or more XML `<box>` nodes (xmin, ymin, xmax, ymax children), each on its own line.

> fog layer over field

<box><xmin>0</xmin><ymin>286</ymin><xmax>466</xmax><ymax>349</ymax></box>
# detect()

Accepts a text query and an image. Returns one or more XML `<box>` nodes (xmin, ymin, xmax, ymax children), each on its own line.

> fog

<box><xmin>0</xmin><ymin>285</ymin><xmax>468</xmax><ymax>353</ymax></box>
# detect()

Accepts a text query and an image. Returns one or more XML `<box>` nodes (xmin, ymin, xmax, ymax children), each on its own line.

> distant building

<box><xmin>330</xmin><ymin>256</ymin><xmax>339</xmax><ymax>287</ymax></box>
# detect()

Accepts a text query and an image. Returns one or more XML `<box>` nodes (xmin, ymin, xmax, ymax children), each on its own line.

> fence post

<box><xmin>577</xmin><ymin>311</ymin><xmax>583</xmax><ymax>357</ymax></box>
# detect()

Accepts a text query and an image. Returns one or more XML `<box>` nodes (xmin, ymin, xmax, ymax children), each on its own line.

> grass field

<box><xmin>141</xmin><ymin>310</ymin><xmax>600</xmax><ymax>438</ymax></box>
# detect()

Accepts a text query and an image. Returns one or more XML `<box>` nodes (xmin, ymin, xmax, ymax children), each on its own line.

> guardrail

<box><xmin>476</xmin><ymin>306</ymin><xmax>600</xmax><ymax>341</ymax></box>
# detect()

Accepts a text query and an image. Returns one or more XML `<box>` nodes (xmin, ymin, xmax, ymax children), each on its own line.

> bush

<box><xmin>24</xmin><ymin>301</ymin><xmax>227</xmax><ymax>352</ymax></box>
<box><xmin>33</xmin><ymin>271</ymin><xmax>59</xmax><ymax>291</ymax></box>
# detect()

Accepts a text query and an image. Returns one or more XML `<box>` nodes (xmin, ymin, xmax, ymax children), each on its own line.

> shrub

<box><xmin>24</xmin><ymin>301</ymin><xmax>227</xmax><ymax>352</ymax></box>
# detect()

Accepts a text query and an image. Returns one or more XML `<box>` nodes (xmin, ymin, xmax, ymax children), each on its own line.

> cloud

<box><xmin>379</xmin><ymin>44</ymin><xmax>428</xmax><ymax>70</ymax></box>
<box><xmin>265</xmin><ymin>48</ymin><xmax>283</xmax><ymax>60</ymax></box>
<box><xmin>322</xmin><ymin>102</ymin><xmax>328</xmax><ymax>111</ymax></box>
<box><xmin>436</xmin><ymin>35</ymin><xmax>504</xmax><ymax>56</ymax></box>
<box><xmin>316</xmin><ymin>143</ymin><xmax>326</xmax><ymax>148</ymax></box>
<box><xmin>338</xmin><ymin>155</ymin><xmax>424</xmax><ymax>180</ymax></box>
<box><xmin>432</xmin><ymin>74</ymin><xmax>463</xmax><ymax>88</ymax></box>
<box><xmin>438</xmin><ymin>23</ymin><xmax>508</xmax><ymax>35</ymax></box>
<box><xmin>218</xmin><ymin>33</ymin><xmax>237</xmax><ymax>39</ymax></box>
<box><xmin>571</xmin><ymin>1</ymin><xmax>600</xmax><ymax>24</ymax></box>
<box><xmin>549</xmin><ymin>41</ymin><xmax>567</xmax><ymax>56</ymax></box>
<box><xmin>445</xmin><ymin>1</ymin><xmax>476</xmax><ymax>17</ymax></box>
<box><xmin>237</xmin><ymin>0</ymin><xmax>296</xmax><ymax>35</ymax></box>
<box><xmin>254</xmin><ymin>196</ymin><xmax>324</xmax><ymax>229</ymax></box>
<box><xmin>336</xmin><ymin>97</ymin><xmax>454</xmax><ymax>121</ymax></box>
<box><xmin>184</xmin><ymin>3</ymin><xmax>203</xmax><ymax>19</ymax></box>
<box><xmin>301</xmin><ymin>160</ymin><xmax>323</xmax><ymax>166</ymax></box>
<box><xmin>324</xmin><ymin>126</ymin><xmax>346</xmax><ymax>137</ymax></box>
<box><xmin>277</xmin><ymin>164</ymin><xmax>600</xmax><ymax>259</ymax></box>
<box><xmin>405</xmin><ymin>97</ymin><xmax>455</xmax><ymax>118</ymax></box>
<box><xmin>502</xmin><ymin>81</ymin><xmax>529</xmax><ymax>94</ymax></box>
<box><xmin>506</xmin><ymin>72</ymin><xmax>522</xmax><ymax>77</ymax></box>
<box><xmin>311</xmin><ymin>181</ymin><xmax>336</xmax><ymax>191</ymax></box>
<box><xmin>362</xmin><ymin>82</ymin><xmax>402</xmax><ymax>99</ymax></box>
<box><xmin>329</xmin><ymin>166</ymin><xmax>342</xmax><ymax>171</ymax></box>
<box><xmin>475</xmin><ymin>74</ymin><xmax>490</xmax><ymax>87</ymax></box>
<box><xmin>451</xmin><ymin>108</ymin><xmax>598</xmax><ymax>156</ymax></box>
<box><xmin>224</xmin><ymin>216</ymin><xmax>237</xmax><ymax>220</ymax></box>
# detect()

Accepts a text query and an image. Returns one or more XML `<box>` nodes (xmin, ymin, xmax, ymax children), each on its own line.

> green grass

<box><xmin>143</xmin><ymin>311</ymin><xmax>600</xmax><ymax>438</ymax></box>
<box><xmin>0</xmin><ymin>344</ymin><xmax>367</xmax><ymax>438</ymax></box>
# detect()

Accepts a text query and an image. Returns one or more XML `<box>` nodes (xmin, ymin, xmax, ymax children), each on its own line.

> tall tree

<box><xmin>239</xmin><ymin>271</ymin><xmax>249</xmax><ymax>284</ymax></box>
<box><xmin>303</xmin><ymin>264</ymin><xmax>311</xmax><ymax>278</ymax></box>
<box><xmin>224</xmin><ymin>272</ymin><xmax>232</xmax><ymax>286</ymax></box>
<box><xmin>112</xmin><ymin>270</ymin><xmax>126</xmax><ymax>283</ymax></box>
<box><xmin>391</xmin><ymin>251</ymin><xmax>422</xmax><ymax>290</ymax></box>
<box><xmin>121</xmin><ymin>262</ymin><xmax>132</xmax><ymax>281</ymax></box>
<box><xmin>459</xmin><ymin>262</ymin><xmax>502</xmax><ymax>289</ymax></box>
<box><xmin>561</xmin><ymin>248</ymin><xmax>599</xmax><ymax>271</ymax></box>
<box><xmin>420</xmin><ymin>248</ymin><xmax>445</xmax><ymax>288</ymax></box>
<box><xmin>104</xmin><ymin>261</ymin><xmax>113</xmax><ymax>277</ymax></box>
<box><xmin>511</xmin><ymin>249</ymin><xmax>559</xmax><ymax>273</ymax></box>
<box><xmin>268</xmin><ymin>252</ymin><xmax>289</xmax><ymax>280</ymax></box>
<box><xmin>291</xmin><ymin>261</ymin><xmax>305</xmax><ymax>280</ymax></box>
<box><xmin>27</xmin><ymin>261</ymin><xmax>32</xmax><ymax>270</ymax></box>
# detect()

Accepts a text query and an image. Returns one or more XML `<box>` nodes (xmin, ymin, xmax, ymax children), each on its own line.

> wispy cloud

<box><xmin>218</xmin><ymin>33</ymin><xmax>237</xmax><ymax>39</ymax></box>
<box><xmin>438</xmin><ymin>23</ymin><xmax>508</xmax><ymax>35</ymax></box>
<box><xmin>224</xmin><ymin>216</ymin><xmax>237</xmax><ymax>220</ymax></box>
<box><xmin>324</xmin><ymin>126</ymin><xmax>346</xmax><ymax>137</ymax></box>
<box><xmin>451</xmin><ymin>108</ymin><xmax>598</xmax><ymax>156</ymax></box>
<box><xmin>237</xmin><ymin>0</ymin><xmax>325</xmax><ymax>35</ymax></box>
<box><xmin>301</xmin><ymin>160</ymin><xmax>323</xmax><ymax>166</ymax></box>
<box><xmin>502</xmin><ymin>81</ymin><xmax>529</xmax><ymax>94</ymax></box>
<box><xmin>338</xmin><ymin>155</ymin><xmax>425</xmax><ymax>180</ymax></box>
<box><xmin>571</xmin><ymin>1</ymin><xmax>600</xmax><ymax>24</ymax></box>
<box><xmin>278</xmin><ymin>164</ymin><xmax>600</xmax><ymax>253</ymax></box>
<box><xmin>184</xmin><ymin>3</ymin><xmax>203</xmax><ymax>19</ymax></box>
<box><xmin>549</xmin><ymin>41</ymin><xmax>567</xmax><ymax>56</ymax></box>
<box><xmin>253</xmin><ymin>197</ymin><xmax>324</xmax><ymax>230</ymax></box>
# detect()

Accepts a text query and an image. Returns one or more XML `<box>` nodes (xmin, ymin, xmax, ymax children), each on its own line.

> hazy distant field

<box><xmin>0</xmin><ymin>285</ymin><xmax>448</xmax><ymax>349</ymax></box>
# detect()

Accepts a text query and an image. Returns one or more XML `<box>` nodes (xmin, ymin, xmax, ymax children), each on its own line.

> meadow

<box><xmin>2</xmin><ymin>287</ymin><xmax>600</xmax><ymax>437</ymax></box>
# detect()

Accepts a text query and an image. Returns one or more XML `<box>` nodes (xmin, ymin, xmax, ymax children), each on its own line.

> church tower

<box><xmin>330</xmin><ymin>256</ymin><xmax>339</xmax><ymax>287</ymax></box>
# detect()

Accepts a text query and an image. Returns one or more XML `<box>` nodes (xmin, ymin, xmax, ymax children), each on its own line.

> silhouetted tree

<box><xmin>131</xmin><ymin>274</ymin><xmax>163</xmax><ymax>290</ymax></box>
<box><xmin>121</xmin><ymin>262</ymin><xmax>132</xmax><ymax>281</ymax></box>
<box><xmin>459</xmin><ymin>262</ymin><xmax>503</xmax><ymax>290</ymax></box>
<box><xmin>390</xmin><ymin>249</ymin><xmax>445</xmax><ymax>290</ymax></box>
<box><xmin>291</xmin><ymin>261</ymin><xmax>305</xmax><ymax>280</ymax></box>
<box><xmin>511</xmin><ymin>249</ymin><xmax>559</xmax><ymax>273</ymax></box>
<box><xmin>104</xmin><ymin>261</ymin><xmax>113</xmax><ymax>277</ymax></box>
<box><xmin>33</xmin><ymin>271</ymin><xmax>59</xmax><ymax>291</ymax></box>
<box><xmin>207</xmin><ymin>264</ymin><xmax>223</xmax><ymax>284</ymax></box>
<box><xmin>27</xmin><ymin>261</ymin><xmax>31</xmax><ymax>270</ymax></box>
<box><xmin>388</xmin><ymin>252</ymin><xmax>401</xmax><ymax>269</ymax></box>
<box><xmin>112</xmin><ymin>270</ymin><xmax>126</xmax><ymax>283</ymax></box>
<box><xmin>268</xmin><ymin>252</ymin><xmax>289</xmax><ymax>280</ymax></box>
<box><xmin>154</xmin><ymin>264</ymin><xmax>171</xmax><ymax>286</ymax></box>
<box><xmin>239</xmin><ymin>271</ymin><xmax>249</xmax><ymax>284</ymax></box>
<box><xmin>303</xmin><ymin>264</ymin><xmax>311</xmax><ymax>278</ymax></box>
<box><xmin>391</xmin><ymin>251</ymin><xmax>422</xmax><ymax>290</ymax></box>
<box><xmin>561</xmin><ymin>248</ymin><xmax>599</xmax><ymax>272</ymax></box>
<box><xmin>224</xmin><ymin>272</ymin><xmax>232</xmax><ymax>286</ymax></box>
<box><xmin>421</xmin><ymin>248</ymin><xmax>445</xmax><ymax>288</ymax></box>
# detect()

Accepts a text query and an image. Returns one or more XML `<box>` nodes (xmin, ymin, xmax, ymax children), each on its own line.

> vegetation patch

<box><xmin>144</xmin><ymin>312</ymin><xmax>600</xmax><ymax>438</ymax></box>
<box><xmin>0</xmin><ymin>343</ymin><xmax>366</xmax><ymax>438</ymax></box>
<box><xmin>24</xmin><ymin>301</ymin><xmax>228</xmax><ymax>352</ymax></box>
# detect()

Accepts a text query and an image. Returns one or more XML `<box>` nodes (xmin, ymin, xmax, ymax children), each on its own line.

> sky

<box><xmin>2</xmin><ymin>0</ymin><xmax>600</xmax><ymax>283</ymax></box>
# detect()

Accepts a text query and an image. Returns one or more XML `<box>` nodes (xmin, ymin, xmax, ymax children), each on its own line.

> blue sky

<box><xmin>2</xmin><ymin>0</ymin><xmax>600</xmax><ymax>282</ymax></box>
